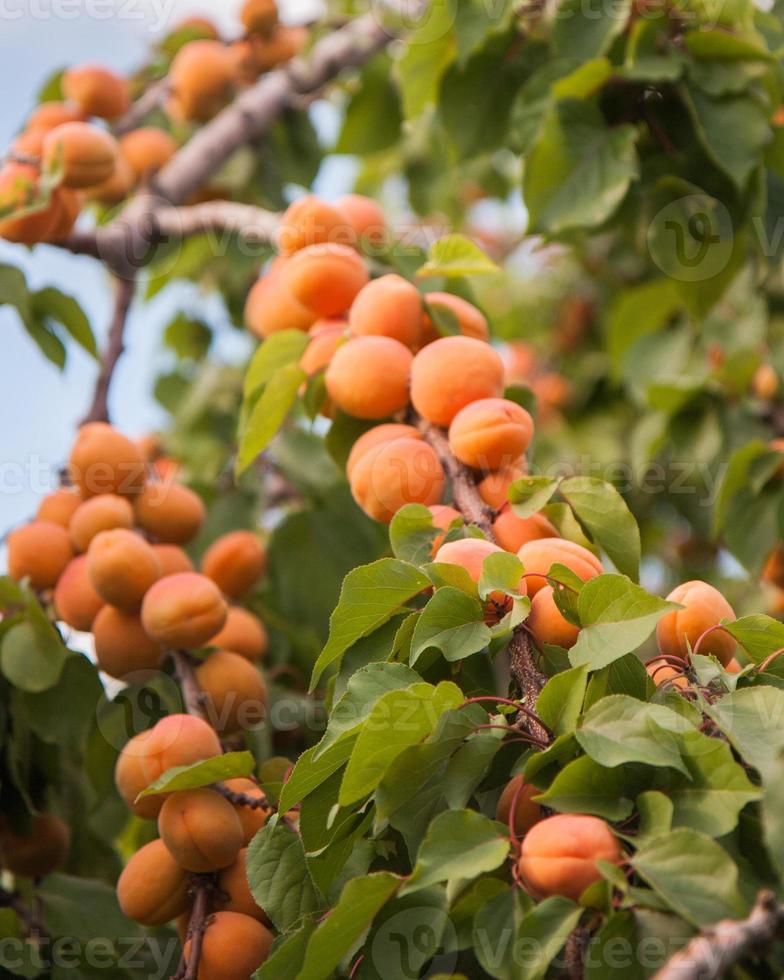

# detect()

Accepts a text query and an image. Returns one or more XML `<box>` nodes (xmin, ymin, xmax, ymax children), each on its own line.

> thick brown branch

<box><xmin>81</xmin><ymin>275</ymin><xmax>136</xmax><ymax>426</ymax></box>
<box><xmin>654</xmin><ymin>891</ymin><xmax>784</xmax><ymax>980</ymax></box>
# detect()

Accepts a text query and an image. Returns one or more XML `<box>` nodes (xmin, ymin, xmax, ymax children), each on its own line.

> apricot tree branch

<box><xmin>172</xmin><ymin>874</ymin><xmax>215</xmax><ymax>980</ymax></box>
<box><xmin>171</xmin><ymin>650</ymin><xmax>208</xmax><ymax>721</ymax></box>
<box><xmin>114</xmin><ymin>78</ymin><xmax>171</xmax><ymax>137</ymax></box>
<box><xmin>81</xmin><ymin>274</ymin><xmax>136</xmax><ymax>426</ymax></box>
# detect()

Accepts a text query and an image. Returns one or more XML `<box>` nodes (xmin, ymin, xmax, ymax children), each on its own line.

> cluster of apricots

<box><xmin>0</xmin><ymin>0</ymin><xmax>305</xmax><ymax>245</ymax></box>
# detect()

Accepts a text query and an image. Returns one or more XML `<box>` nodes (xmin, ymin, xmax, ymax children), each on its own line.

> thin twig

<box><xmin>172</xmin><ymin>874</ymin><xmax>215</xmax><ymax>980</ymax></box>
<box><xmin>114</xmin><ymin>78</ymin><xmax>171</xmax><ymax>136</ymax></box>
<box><xmin>81</xmin><ymin>274</ymin><xmax>136</xmax><ymax>425</ymax></box>
<box><xmin>171</xmin><ymin>650</ymin><xmax>208</xmax><ymax>721</ymax></box>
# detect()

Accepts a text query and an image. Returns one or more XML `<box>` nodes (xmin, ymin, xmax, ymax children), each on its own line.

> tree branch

<box><xmin>172</xmin><ymin>874</ymin><xmax>215</xmax><ymax>980</ymax></box>
<box><xmin>114</xmin><ymin>78</ymin><xmax>170</xmax><ymax>137</ymax></box>
<box><xmin>81</xmin><ymin>274</ymin><xmax>136</xmax><ymax>426</ymax></box>
<box><xmin>171</xmin><ymin>650</ymin><xmax>208</xmax><ymax>721</ymax></box>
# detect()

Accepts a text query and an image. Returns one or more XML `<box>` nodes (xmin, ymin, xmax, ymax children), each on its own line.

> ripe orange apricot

<box><xmin>0</xmin><ymin>163</ymin><xmax>62</xmax><ymax>244</ymax></box>
<box><xmin>11</xmin><ymin>128</ymin><xmax>46</xmax><ymax>157</ymax></box>
<box><xmin>348</xmin><ymin>275</ymin><xmax>423</xmax><ymax>349</ymax></box>
<box><xmin>222</xmin><ymin>778</ymin><xmax>269</xmax><ymax>844</ymax></box>
<box><xmin>527</xmin><ymin>585</ymin><xmax>579</xmax><ymax>649</ymax></box>
<box><xmin>449</xmin><ymin>398</ymin><xmax>534</xmax><ymax>471</ymax></box>
<box><xmin>325</xmin><ymin>336</ymin><xmax>412</xmax><ymax>420</ymax></box>
<box><xmin>337</xmin><ymin>193</ymin><xmax>387</xmax><ymax>248</ymax></box>
<box><xmin>0</xmin><ymin>813</ymin><xmax>70</xmax><ymax>878</ymax></box>
<box><xmin>241</xmin><ymin>0</ymin><xmax>279</xmax><ymax>36</ymax></box>
<box><xmin>217</xmin><ymin>849</ymin><xmax>271</xmax><ymax>923</ymax></box>
<box><xmin>133</xmin><ymin>481</ymin><xmax>206</xmax><ymax>544</ymax></box>
<box><xmin>429</xmin><ymin>504</ymin><xmax>463</xmax><ymax>553</ymax></box>
<box><xmin>208</xmin><ymin>606</ymin><xmax>269</xmax><ymax>662</ymax></box>
<box><xmin>752</xmin><ymin>363</ymin><xmax>779</xmax><ymax>400</ymax></box>
<box><xmin>54</xmin><ymin>555</ymin><xmax>104</xmax><ymax>631</ymax></box>
<box><xmin>277</xmin><ymin>195</ymin><xmax>348</xmax><ymax>255</ymax></box>
<box><xmin>346</xmin><ymin>423</ymin><xmax>422</xmax><ymax>480</ymax></box>
<box><xmin>116</xmin><ymin>838</ymin><xmax>189</xmax><ymax>926</ymax></box>
<box><xmin>153</xmin><ymin>543</ymin><xmax>194</xmax><ymax>576</ymax></box>
<box><xmin>495</xmin><ymin>775</ymin><xmax>542</xmax><ymax>836</ymax></box>
<box><xmin>87</xmin><ymin>152</ymin><xmax>135</xmax><ymax>205</ymax></box>
<box><xmin>168</xmin><ymin>41</ymin><xmax>237</xmax><ymax>122</ymax></box>
<box><xmin>42</xmin><ymin>122</ymin><xmax>118</xmax><ymax>189</ymax></box>
<box><xmin>244</xmin><ymin>263</ymin><xmax>316</xmax><ymax>338</ymax></box>
<box><xmin>47</xmin><ymin>185</ymin><xmax>82</xmax><ymax>240</ymax></box>
<box><xmin>36</xmin><ymin>487</ymin><xmax>81</xmax><ymax>528</ymax></box>
<box><xmin>763</xmin><ymin>544</ymin><xmax>784</xmax><ymax>589</ymax></box>
<box><xmin>493</xmin><ymin>509</ymin><xmax>558</xmax><ymax>554</ymax></box>
<box><xmin>142</xmin><ymin>572</ymin><xmax>228</xmax><ymax>650</ymax></box>
<box><xmin>63</xmin><ymin>65</ymin><xmax>130</xmax><ymax>119</ymax></box>
<box><xmin>184</xmin><ymin>911</ymin><xmax>274</xmax><ymax>979</ymax></box>
<box><xmin>532</xmin><ymin>372</ymin><xmax>571</xmax><ymax>421</ymax></box>
<box><xmin>411</xmin><ymin>336</ymin><xmax>505</xmax><ymax>427</ymax></box>
<box><xmin>435</xmin><ymin>538</ymin><xmax>510</xmax><ymax>586</ymax></box>
<box><xmin>518</xmin><ymin>814</ymin><xmax>622</xmax><ymax>902</ymax></box>
<box><xmin>195</xmin><ymin>651</ymin><xmax>268</xmax><ymax>734</ymax></box>
<box><xmin>478</xmin><ymin>462</ymin><xmax>527</xmax><ymax>510</ymax></box>
<box><xmin>351</xmin><ymin>438</ymin><xmax>445</xmax><ymax>523</ymax></box>
<box><xmin>92</xmin><ymin>606</ymin><xmax>163</xmax><ymax>680</ymax></box>
<box><xmin>115</xmin><ymin>714</ymin><xmax>222</xmax><ymax>819</ymax></box>
<box><xmin>8</xmin><ymin>521</ymin><xmax>73</xmax><ymax>590</ymax></box>
<box><xmin>518</xmin><ymin>538</ymin><xmax>603</xmax><ymax>597</ymax></box>
<box><xmin>300</xmin><ymin>321</ymin><xmax>345</xmax><ymax>377</ymax></box>
<box><xmin>173</xmin><ymin>15</ymin><xmax>220</xmax><ymax>40</ymax></box>
<box><xmin>248</xmin><ymin>25</ymin><xmax>308</xmax><ymax>72</ymax></box>
<box><xmin>158</xmin><ymin>788</ymin><xmax>244</xmax><ymax>872</ymax></box>
<box><xmin>119</xmin><ymin>127</ymin><xmax>177</xmax><ymax>181</ymax></box>
<box><xmin>645</xmin><ymin>656</ymin><xmax>688</xmax><ymax>690</ymax></box>
<box><xmin>282</xmin><ymin>243</ymin><xmax>370</xmax><ymax>317</ymax></box>
<box><xmin>202</xmin><ymin>531</ymin><xmax>267</xmax><ymax>598</ymax></box>
<box><xmin>422</xmin><ymin>292</ymin><xmax>489</xmax><ymax>343</ymax></box>
<box><xmin>69</xmin><ymin>493</ymin><xmax>134</xmax><ymax>552</ymax></box>
<box><xmin>69</xmin><ymin>422</ymin><xmax>146</xmax><ymax>498</ymax></box>
<box><xmin>27</xmin><ymin>101</ymin><xmax>85</xmax><ymax>131</ymax></box>
<box><xmin>656</xmin><ymin>580</ymin><xmax>736</xmax><ymax>666</ymax></box>
<box><xmin>87</xmin><ymin>529</ymin><xmax>162</xmax><ymax>611</ymax></box>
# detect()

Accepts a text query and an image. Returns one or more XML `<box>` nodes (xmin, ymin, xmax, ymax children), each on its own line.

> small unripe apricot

<box><xmin>0</xmin><ymin>163</ymin><xmax>62</xmax><ymax>244</ymax></box>
<box><xmin>326</xmin><ymin>336</ymin><xmax>412</xmax><ymax>420</ymax></box>
<box><xmin>449</xmin><ymin>398</ymin><xmax>534</xmax><ymax>471</ymax></box>
<box><xmin>493</xmin><ymin>509</ymin><xmax>557</xmax><ymax>554</ymax></box>
<box><xmin>36</xmin><ymin>487</ymin><xmax>81</xmax><ymax>528</ymax></box>
<box><xmin>645</xmin><ymin>656</ymin><xmax>687</xmax><ymax>690</ymax></box>
<box><xmin>346</xmin><ymin>423</ymin><xmax>422</xmax><ymax>480</ymax></box>
<box><xmin>244</xmin><ymin>263</ymin><xmax>316</xmax><ymax>338</ymax></box>
<box><xmin>241</xmin><ymin>0</ymin><xmax>279</xmax><ymax>36</ymax></box>
<box><xmin>429</xmin><ymin>504</ymin><xmax>463</xmax><ymax>554</ymax></box>
<box><xmin>27</xmin><ymin>101</ymin><xmax>85</xmax><ymax>131</ymax></box>
<box><xmin>518</xmin><ymin>814</ymin><xmax>622</xmax><ymax>902</ymax></box>
<box><xmin>53</xmin><ymin>555</ymin><xmax>104</xmax><ymax>631</ymax></box>
<box><xmin>87</xmin><ymin>529</ymin><xmax>162</xmax><ymax>611</ymax></box>
<box><xmin>208</xmin><ymin>606</ymin><xmax>268</xmax><ymax>662</ymax></box>
<box><xmin>496</xmin><ymin>775</ymin><xmax>542</xmax><ymax>836</ymax></box>
<box><xmin>422</xmin><ymin>292</ymin><xmax>489</xmax><ymax>343</ymax></box>
<box><xmin>351</xmin><ymin>438</ymin><xmax>445</xmax><ymax>523</ymax></box>
<box><xmin>69</xmin><ymin>422</ymin><xmax>146</xmax><ymax>498</ymax></box>
<box><xmin>202</xmin><ymin>531</ymin><xmax>266</xmax><ymax>598</ymax></box>
<box><xmin>119</xmin><ymin>127</ymin><xmax>177</xmax><ymax>181</ymax></box>
<box><xmin>159</xmin><ymin>788</ymin><xmax>244</xmax><ymax>872</ymax></box>
<box><xmin>117</xmin><ymin>839</ymin><xmax>189</xmax><ymax>926</ymax></box>
<box><xmin>337</xmin><ymin>193</ymin><xmax>387</xmax><ymax>248</ymax></box>
<box><xmin>282</xmin><ymin>243</ymin><xmax>369</xmax><ymax>318</ymax></box>
<box><xmin>168</xmin><ymin>41</ymin><xmax>237</xmax><ymax>122</ymax></box>
<box><xmin>217</xmin><ymin>849</ymin><xmax>271</xmax><ymax>923</ymax></box>
<box><xmin>115</xmin><ymin>714</ymin><xmax>222</xmax><ymax>819</ymax></box>
<box><xmin>195</xmin><ymin>651</ymin><xmax>268</xmax><ymax>734</ymax></box>
<box><xmin>92</xmin><ymin>606</ymin><xmax>163</xmax><ymax>680</ymax></box>
<box><xmin>657</xmin><ymin>580</ymin><xmax>736</xmax><ymax>666</ymax></box>
<box><xmin>278</xmin><ymin>195</ymin><xmax>348</xmax><ymax>255</ymax></box>
<box><xmin>0</xmin><ymin>813</ymin><xmax>70</xmax><ymax>878</ymax></box>
<box><xmin>69</xmin><ymin>493</ymin><xmax>134</xmax><ymax>552</ymax></box>
<box><xmin>184</xmin><ymin>911</ymin><xmax>274</xmax><ymax>979</ymax></box>
<box><xmin>153</xmin><ymin>544</ymin><xmax>194</xmax><ymax>576</ymax></box>
<box><xmin>42</xmin><ymin>122</ymin><xmax>117</xmax><ymax>189</ymax></box>
<box><xmin>63</xmin><ymin>65</ymin><xmax>130</xmax><ymax>119</ymax></box>
<box><xmin>527</xmin><ymin>585</ymin><xmax>579</xmax><ymax>649</ymax></box>
<box><xmin>478</xmin><ymin>463</ymin><xmax>527</xmax><ymax>510</ymax></box>
<box><xmin>348</xmin><ymin>275</ymin><xmax>423</xmax><ymax>349</ymax></box>
<box><xmin>8</xmin><ymin>521</ymin><xmax>73</xmax><ymax>589</ymax></box>
<box><xmin>518</xmin><ymin>538</ymin><xmax>603</xmax><ymax>597</ymax></box>
<box><xmin>411</xmin><ymin>336</ymin><xmax>505</xmax><ymax>427</ymax></box>
<box><xmin>222</xmin><ymin>778</ymin><xmax>269</xmax><ymax>844</ymax></box>
<box><xmin>134</xmin><ymin>481</ymin><xmax>206</xmax><ymax>544</ymax></box>
<box><xmin>142</xmin><ymin>572</ymin><xmax>228</xmax><ymax>650</ymax></box>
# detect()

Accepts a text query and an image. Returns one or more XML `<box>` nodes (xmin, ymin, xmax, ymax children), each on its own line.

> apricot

<box><xmin>645</xmin><ymin>656</ymin><xmax>688</xmax><ymax>690</ymax></box>
<box><xmin>326</xmin><ymin>336</ymin><xmax>412</xmax><ymax>420</ymax></box>
<box><xmin>11</xmin><ymin>128</ymin><xmax>46</xmax><ymax>157</ymax></box>
<box><xmin>0</xmin><ymin>163</ymin><xmax>61</xmax><ymax>244</ymax></box>
<box><xmin>208</xmin><ymin>606</ymin><xmax>269</xmax><ymax>662</ymax></box>
<box><xmin>69</xmin><ymin>422</ymin><xmax>146</xmax><ymax>498</ymax></box>
<box><xmin>249</xmin><ymin>25</ymin><xmax>308</xmax><ymax>73</ymax></box>
<box><xmin>119</xmin><ymin>127</ymin><xmax>177</xmax><ymax>181</ymax></box>
<box><xmin>0</xmin><ymin>813</ymin><xmax>70</xmax><ymax>878</ymax></box>
<box><xmin>411</xmin><ymin>336</ymin><xmax>505</xmax><ymax>427</ymax></box>
<box><xmin>133</xmin><ymin>481</ymin><xmax>206</xmax><ymax>544</ymax></box>
<box><xmin>184</xmin><ymin>911</ymin><xmax>274</xmax><ymax>979</ymax></box>
<box><xmin>278</xmin><ymin>195</ymin><xmax>348</xmax><ymax>255</ymax></box>
<box><xmin>241</xmin><ymin>0</ymin><xmax>279</xmax><ymax>36</ymax></box>
<box><xmin>337</xmin><ymin>193</ymin><xmax>387</xmax><ymax>248</ymax></box>
<box><xmin>195</xmin><ymin>650</ymin><xmax>268</xmax><ymax>733</ymax></box>
<box><xmin>87</xmin><ymin>529</ymin><xmax>162</xmax><ymax>611</ymax></box>
<box><xmin>114</xmin><ymin>714</ymin><xmax>222</xmax><ymax>819</ymax></box>
<box><xmin>478</xmin><ymin>462</ymin><xmax>527</xmax><ymax>510</ymax></box>
<box><xmin>351</xmin><ymin>438</ymin><xmax>445</xmax><ymax>523</ymax></box>
<box><xmin>346</xmin><ymin>423</ymin><xmax>422</xmax><ymax>480</ymax></box>
<box><xmin>92</xmin><ymin>606</ymin><xmax>163</xmax><ymax>680</ymax></box>
<box><xmin>449</xmin><ymin>398</ymin><xmax>534</xmax><ymax>471</ymax></box>
<box><xmin>202</xmin><ymin>531</ymin><xmax>267</xmax><ymax>598</ymax></box>
<box><xmin>435</xmin><ymin>538</ymin><xmax>509</xmax><ymax>586</ymax></box>
<box><xmin>222</xmin><ymin>778</ymin><xmax>269</xmax><ymax>844</ymax></box>
<box><xmin>47</xmin><ymin>186</ymin><xmax>81</xmax><ymax>240</ymax></box>
<box><xmin>518</xmin><ymin>538</ymin><xmax>603</xmax><ymax>597</ymax></box>
<box><xmin>496</xmin><ymin>775</ymin><xmax>542</xmax><ymax>836</ymax></box>
<box><xmin>27</xmin><ymin>101</ymin><xmax>85</xmax><ymax>131</ymax></box>
<box><xmin>42</xmin><ymin>122</ymin><xmax>118</xmax><ymax>189</ymax></box>
<box><xmin>158</xmin><ymin>788</ymin><xmax>244</xmax><ymax>872</ymax></box>
<box><xmin>527</xmin><ymin>585</ymin><xmax>579</xmax><ymax>649</ymax></box>
<box><xmin>752</xmin><ymin>363</ymin><xmax>778</xmax><ymax>400</ymax></box>
<box><xmin>142</xmin><ymin>572</ymin><xmax>228</xmax><ymax>650</ymax></box>
<box><xmin>422</xmin><ymin>292</ymin><xmax>489</xmax><ymax>343</ymax></box>
<box><xmin>300</xmin><ymin>321</ymin><xmax>345</xmax><ymax>376</ymax></box>
<box><xmin>53</xmin><ymin>555</ymin><xmax>104</xmax><ymax>631</ymax></box>
<box><xmin>216</xmin><ymin>849</ymin><xmax>271</xmax><ymax>923</ymax></box>
<box><xmin>656</xmin><ymin>580</ymin><xmax>736</xmax><ymax>666</ymax></box>
<box><xmin>168</xmin><ymin>41</ymin><xmax>236</xmax><ymax>122</ymax></box>
<box><xmin>173</xmin><ymin>15</ymin><xmax>220</xmax><ymax>40</ymax></box>
<box><xmin>87</xmin><ymin>152</ymin><xmax>135</xmax><ymax>205</ymax></box>
<box><xmin>116</xmin><ymin>838</ymin><xmax>189</xmax><ymax>926</ymax></box>
<box><xmin>518</xmin><ymin>814</ymin><xmax>622</xmax><ymax>902</ymax></box>
<box><xmin>153</xmin><ymin>544</ymin><xmax>194</xmax><ymax>576</ymax></box>
<box><xmin>493</xmin><ymin>509</ymin><xmax>558</xmax><ymax>554</ymax></box>
<box><xmin>429</xmin><ymin>504</ymin><xmax>463</xmax><ymax>553</ymax></box>
<box><xmin>726</xmin><ymin>657</ymin><xmax>742</xmax><ymax>674</ymax></box>
<box><xmin>36</xmin><ymin>487</ymin><xmax>81</xmax><ymax>528</ymax></box>
<box><xmin>348</xmin><ymin>275</ymin><xmax>423</xmax><ymax>349</ymax></box>
<box><xmin>63</xmin><ymin>65</ymin><xmax>130</xmax><ymax>120</ymax></box>
<box><xmin>244</xmin><ymin>263</ymin><xmax>316</xmax><ymax>338</ymax></box>
<box><xmin>763</xmin><ymin>544</ymin><xmax>784</xmax><ymax>589</ymax></box>
<box><xmin>68</xmin><ymin>493</ymin><xmax>134</xmax><ymax>552</ymax></box>
<box><xmin>282</xmin><ymin>243</ymin><xmax>370</xmax><ymax>317</ymax></box>
<box><xmin>8</xmin><ymin>521</ymin><xmax>73</xmax><ymax>590</ymax></box>
<box><xmin>532</xmin><ymin>372</ymin><xmax>571</xmax><ymax>421</ymax></box>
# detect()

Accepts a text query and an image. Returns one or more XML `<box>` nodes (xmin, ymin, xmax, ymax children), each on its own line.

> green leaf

<box><xmin>705</xmin><ymin>687</ymin><xmax>784</xmax><ymax>776</ymax></box>
<box><xmin>236</xmin><ymin>362</ymin><xmax>306</xmax><ymax>474</ymax></box>
<box><xmin>536</xmin><ymin>665</ymin><xmax>588</xmax><ymax>736</ymax></box>
<box><xmin>713</xmin><ymin>441</ymin><xmax>772</xmax><ymax>534</ymax></box>
<box><xmin>559</xmin><ymin>477</ymin><xmax>640</xmax><ymax>581</ymax></box>
<box><xmin>336</xmin><ymin>57</ymin><xmax>402</xmax><ymax>155</ymax></box>
<box><xmin>255</xmin><ymin>920</ymin><xmax>317</xmax><ymax>980</ymax></box>
<box><xmin>395</xmin><ymin>5</ymin><xmax>457</xmax><ymax>119</ymax></box>
<box><xmin>278</xmin><ymin>738</ymin><xmax>355</xmax><ymax>814</ymax></box>
<box><xmin>762</xmin><ymin>755</ymin><xmax>784</xmax><ymax>882</ymax></box>
<box><xmin>722</xmin><ymin>615</ymin><xmax>784</xmax><ymax>663</ymax></box>
<box><xmin>310</xmin><ymin>559</ymin><xmax>430</xmax><ymax>691</ymax></box>
<box><xmin>247</xmin><ymin>822</ymin><xmax>322</xmax><ymax>932</ymax></box>
<box><xmin>401</xmin><ymin>809</ymin><xmax>509</xmax><ymax>894</ymax></box>
<box><xmin>243</xmin><ymin>330</ymin><xmax>311</xmax><ymax>398</ymax></box>
<box><xmin>509</xmin><ymin>476</ymin><xmax>561</xmax><ymax>518</ymax></box>
<box><xmin>389</xmin><ymin>504</ymin><xmax>440</xmax><ymax>565</ymax></box>
<box><xmin>32</xmin><ymin>287</ymin><xmax>97</xmax><ymax>358</ymax></box>
<box><xmin>553</xmin><ymin>0</ymin><xmax>633</xmax><ymax>61</ymax></box>
<box><xmin>410</xmin><ymin>587</ymin><xmax>491</xmax><ymax>664</ymax></box>
<box><xmin>515</xmin><ymin>897</ymin><xmax>584</xmax><ymax>980</ymax></box>
<box><xmin>473</xmin><ymin>889</ymin><xmax>528</xmax><ymax>980</ymax></box>
<box><xmin>569</xmin><ymin>576</ymin><xmax>678</xmax><ymax>670</ymax></box>
<box><xmin>417</xmin><ymin>234</ymin><xmax>500</xmax><ymax>279</ymax></box>
<box><xmin>1</xmin><ymin>619</ymin><xmax>68</xmax><ymax>693</ymax></box>
<box><xmin>535</xmin><ymin>755</ymin><xmax>634</xmax><ymax>820</ymax></box>
<box><xmin>605</xmin><ymin>279</ymin><xmax>682</xmax><ymax>379</ymax></box>
<box><xmin>137</xmin><ymin>751</ymin><xmax>255</xmax><ymax>798</ymax></box>
<box><xmin>162</xmin><ymin>311</ymin><xmax>211</xmax><ymax>361</ymax></box>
